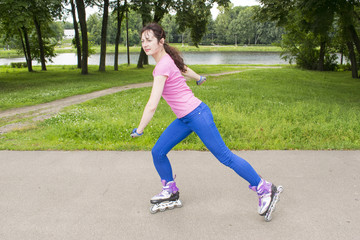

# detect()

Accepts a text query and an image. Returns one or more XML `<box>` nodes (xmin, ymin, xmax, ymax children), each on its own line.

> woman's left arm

<box><xmin>182</xmin><ymin>66</ymin><xmax>206</xmax><ymax>85</ymax></box>
<box><xmin>133</xmin><ymin>75</ymin><xmax>167</xmax><ymax>135</ymax></box>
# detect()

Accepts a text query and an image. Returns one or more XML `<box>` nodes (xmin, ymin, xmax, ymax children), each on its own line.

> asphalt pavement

<box><xmin>0</xmin><ymin>150</ymin><xmax>359</xmax><ymax>240</ymax></box>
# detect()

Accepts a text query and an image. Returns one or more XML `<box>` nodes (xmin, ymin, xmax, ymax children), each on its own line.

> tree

<box><xmin>29</xmin><ymin>0</ymin><xmax>63</xmax><ymax>71</ymax></box>
<box><xmin>258</xmin><ymin>0</ymin><xmax>360</xmax><ymax>77</ymax></box>
<box><xmin>133</xmin><ymin>0</ymin><xmax>230</xmax><ymax>68</ymax></box>
<box><xmin>87</xmin><ymin>14</ymin><xmax>102</xmax><ymax>44</ymax></box>
<box><xmin>75</xmin><ymin>0</ymin><xmax>89</xmax><ymax>74</ymax></box>
<box><xmin>0</xmin><ymin>0</ymin><xmax>32</xmax><ymax>71</ymax></box>
<box><xmin>215</xmin><ymin>5</ymin><xmax>283</xmax><ymax>45</ymax></box>
<box><xmin>68</xmin><ymin>0</ymin><xmax>82</xmax><ymax>68</ymax></box>
<box><xmin>337</xmin><ymin>0</ymin><xmax>360</xmax><ymax>78</ymax></box>
<box><xmin>175</xmin><ymin>0</ymin><xmax>230</xmax><ymax>47</ymax></box>
<box><xmin>113</xmin><ymin>0</ymin><xmax>125</xmax><ymax>70</ymax></box>
<box><xmin>132</xmin><ymin>0</ymin><xmax>153</xmax><ymax>68</ymax></box>
<box><xmin>0</xmin><ymin>0</ymin><xmax>63</xmax><ymax>72</ymax></box>
<box><xmin>99</xmin><ymin>0</ymin><xmax>109</xmax><ymax>71</ymax></box>
<box><xmin>214</xmin><ymin>6</ymin><xmax>234</xmax><ymax>44</ymax></box>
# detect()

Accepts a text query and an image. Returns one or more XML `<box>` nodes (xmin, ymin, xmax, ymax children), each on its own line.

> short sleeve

<box><xmin>153</xmin><ymin>55</ymin><xmax>171</xmax><ymax>77</ymax></box>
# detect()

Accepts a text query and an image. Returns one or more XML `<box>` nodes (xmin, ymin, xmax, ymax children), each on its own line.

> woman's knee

<box><xmin>152</xmin><ymin>144</ymin><xmax>166</xmax><ymax>161</ymax></box>
<box><xmin>213</xmin><ymin>148</ymin><xmax>234</xmax><ymax>167</ymax></box>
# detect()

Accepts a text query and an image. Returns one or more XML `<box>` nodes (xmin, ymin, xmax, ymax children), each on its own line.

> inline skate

<box><xmin>150</xmin><ymin>180</ymin><xmax>182</xmax><ymax>214</ymax></box>
<box><xmin>249</xmin><ymin>178</ymin><xmax>283</xmax><ymax>222</ymax></box>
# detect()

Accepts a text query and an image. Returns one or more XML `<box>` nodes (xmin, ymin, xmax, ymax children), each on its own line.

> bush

<box><xmin>10</xmin><ymin>62</ymin><xmax>28</xmax><ymax>68</ymax></box>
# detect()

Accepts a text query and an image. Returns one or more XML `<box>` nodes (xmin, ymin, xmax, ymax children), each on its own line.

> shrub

<box><xmin>10</xmin><ymin>62</ymin><xmax>28</xmax><ymax>68</ymax></box>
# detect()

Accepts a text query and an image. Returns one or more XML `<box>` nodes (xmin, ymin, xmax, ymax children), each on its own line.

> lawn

<box><xmin>0</xmin><ymin>67</ymin><xmax>359</xmax><ymax>150</ymax></box>
<box><xmin>0</xmin><ymin>64</ymin><xmax>254</xmax><ymax>111</ymax></box>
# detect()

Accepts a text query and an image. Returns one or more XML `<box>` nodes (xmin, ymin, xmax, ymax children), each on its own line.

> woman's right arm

<box><xmin>133</xmin><ymin>75</ymin><xmax>167</xmax><ymax>135</ymax></box>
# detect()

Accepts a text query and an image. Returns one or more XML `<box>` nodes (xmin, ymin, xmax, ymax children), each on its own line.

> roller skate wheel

<box><xmin>150</xmin><ymin>205</ymin><xmax>158</xmax><ymax>214</ymax></box>
<box><xmin>265</xmin><ymin>215</ymin><xmax>272</xmax><ymax>222</ymax></box>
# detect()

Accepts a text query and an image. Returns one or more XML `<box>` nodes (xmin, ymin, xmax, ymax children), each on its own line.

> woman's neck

<box><xmin>153</xmin><ymin>48</ymin><xmax>167</xmax><ymax>63</ymax></box>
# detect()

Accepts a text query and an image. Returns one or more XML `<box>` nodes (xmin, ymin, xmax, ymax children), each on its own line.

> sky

<box><xmin>211</xmin><ymin>0</ymin><xmax>260</xmax><ymax>19</ymax></box>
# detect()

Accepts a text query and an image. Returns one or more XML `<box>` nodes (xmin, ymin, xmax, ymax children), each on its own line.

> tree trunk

<box><xmin>99</xmin><ymin>0</ymin><xmax>109</xmax><ymax>72</ymax></box>
<box><xmin>76</xmin><ymin>0</ymin><xmax>88</xmax><ymax>74</ymax></box>
<box><xmin>70</xmin><ymin>0</ymin><xmax>81</xmax><ymax>69</ymax></box>
<box><xmin>23</xmin><ymin>27</ymin><xmax>33</xmax><ymax>72</ymax></box>
<box><xmin>137</xmin><ymin>31</ymin><xmax>148</xmax><ymax>68</ymax></box>
<box><xmin>18</xmin><ymin>29</ymin><xmax>27</xmax><ymax>66</ymax></box>
<box><xmin>317</xmin><ymin>40</ymin><xmax>326</xmax><ymax>71</ymax></box>
<box><xmin>18</xmin><ymin>28</ymin><xmax>33</xmax><ymax>72</ymax></box>
<box><xmin>349</xmin><ymin>24</ymin><xmax>360</xmax><ymax>55</ymax></box>
<box><xmin>126</xmin><ymin>3</ymin><xmax>130</xmax><ymax>66</ymax></box>
<box><xmin>114</xmin><ymin>0</ymin><xmax>125</xmax><ymax>71</ymax></box>
<box><xmin>33</xmin><ymin>16</ymin><xmax>46</xmax><ymax>71</ymax></box>
<box><xmin>346</xmin><ymin>41</ymin><xmax>358</xmax><ymax>78</ymax></box>
<box><xmin>137</xmin><ymin>48</ymin><xmax>147</xmax><ymax>68</ymax></box>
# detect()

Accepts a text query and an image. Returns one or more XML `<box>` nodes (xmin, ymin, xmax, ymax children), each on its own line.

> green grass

<box><xmin>0</xmin><ymin>67</ymin><xmax>359</xmax><ymax>150</ymax></box>
<box><xmin>0</xmin><ymin>64</ymin><xmax>153</xmax><ymax>111</ymax></box>
<box><xmin>0</xmin><ymin>64</ymin><xmax>252</xmax><ymax>111</ymax></box>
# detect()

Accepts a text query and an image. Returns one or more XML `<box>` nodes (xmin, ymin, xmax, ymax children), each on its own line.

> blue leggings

<box><xmin>151</xmin><ymin>102</ymin><xmax>261</xmax><ymax>187</ymax></box>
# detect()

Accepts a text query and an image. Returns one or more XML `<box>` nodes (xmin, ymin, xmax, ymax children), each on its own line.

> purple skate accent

<box><xmin>249</xmin><ymin>178</ymin><xmax>273</xmax><ymax>208</ymax></box>
<box><xmin>167</xmin><ymin>181</ymin><xmax>179</xmax><ymax>193</ymax></box>
<box><xmin>161</xmin><ymin>180</ymin><xmax>167</xmax><ymax>187</ymax></box>
<box><xmin>161</xmin><ymin>180</ymin><xmax>179</xmax><ymax>194</ymax></box>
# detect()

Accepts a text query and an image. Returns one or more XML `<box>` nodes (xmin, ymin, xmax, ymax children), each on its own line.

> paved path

<box><xmin>1</xmin><ymin>150</ymin><xmax>359</xmax><ymax>240</ymax></box>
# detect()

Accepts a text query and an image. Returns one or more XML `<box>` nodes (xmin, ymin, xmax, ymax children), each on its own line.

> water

<box><xmin>0</xmin><ymin>51</ymin><xmax>288</xmax><ymax>66</ymax></box>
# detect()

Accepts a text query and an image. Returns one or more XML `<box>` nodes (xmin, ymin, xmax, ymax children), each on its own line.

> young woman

<box><xmin>131</xmin><ymin>23</ymin><xmax>282</xmax><ymax>220</ymax></box>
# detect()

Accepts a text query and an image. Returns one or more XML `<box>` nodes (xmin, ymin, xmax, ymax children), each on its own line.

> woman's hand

<box><xmin>130</xmin><ymin>128</ymin><xmax>143</xmax><ymax>138</ymax></box>
<box><xmin>196</xmin><ymin>76</ymin><xmax>206</xmax><ymax>85</ymax></box>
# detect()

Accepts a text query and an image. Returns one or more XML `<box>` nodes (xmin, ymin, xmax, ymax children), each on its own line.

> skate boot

<box><xmin>150</xmin><ymin>180</ymin><xmax>182</xmax><ymax>214</ymax></box>
<box><xmin>249</xmin><ymin>178</ymin><xmax>283</xmax><ymax>222</ymax></box>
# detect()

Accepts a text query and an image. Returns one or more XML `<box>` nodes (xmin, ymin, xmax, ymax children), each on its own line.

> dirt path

<box><xmin>0</xmin><ymin>67</ymin><xmax>281</xmax><ymax>134</ymax></box>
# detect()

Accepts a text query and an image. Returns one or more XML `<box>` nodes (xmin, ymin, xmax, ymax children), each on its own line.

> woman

<box><xmin>131</xmin><ymin>23</ymin><xmax>282</xmax><ymax>220</ymax></box>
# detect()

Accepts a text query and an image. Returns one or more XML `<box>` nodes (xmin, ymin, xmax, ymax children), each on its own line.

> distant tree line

<box><xmin>83</xmin><ymin>5</ymin><xmax>283</xmax><ymax>46</ymax></box>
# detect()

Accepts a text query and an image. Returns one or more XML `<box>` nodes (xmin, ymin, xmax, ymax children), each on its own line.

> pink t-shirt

<box><xmin>153</xmin><ymin>54</ymin><xmax>202</xmax><ymax>118</ymax></box>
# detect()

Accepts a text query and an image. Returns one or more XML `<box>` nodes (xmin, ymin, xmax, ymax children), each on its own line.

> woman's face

<box><xmin>141</xmin><ymin>30</ymin><xmax>164</xmax><ymax>56</ymax></box>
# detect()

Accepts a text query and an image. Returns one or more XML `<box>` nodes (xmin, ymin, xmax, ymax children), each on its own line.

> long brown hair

<box><xmin>141</xmin><ymin>23</ymin><xmax>186</xmax><ymax>72</ymax></box>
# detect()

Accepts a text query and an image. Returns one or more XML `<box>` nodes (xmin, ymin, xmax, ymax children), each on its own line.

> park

<box><xmin>0</xmin><ymin>0</ymin><xmax>360</xmax><ymax>239</ymax></box>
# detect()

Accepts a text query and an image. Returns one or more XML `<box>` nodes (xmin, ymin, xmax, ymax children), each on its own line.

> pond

<box><xmin>0</xmin><ymin>51</ymin><xmax>288</xmax><ymax>66</ymax></box>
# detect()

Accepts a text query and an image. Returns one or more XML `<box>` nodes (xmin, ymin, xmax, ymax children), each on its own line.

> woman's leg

<box><xmin>152</xmin><ymin>118</ymin><xmax>193</xmax><ymax>182</ymax></box>
<box><xmin>185</xmin><ymin>103</ymin><xmax>261</xmax><ymax>186</ymax></box>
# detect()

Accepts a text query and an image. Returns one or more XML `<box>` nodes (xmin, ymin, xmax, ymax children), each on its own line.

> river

<box><xmin>0</xmin><ymin>51</ymin><xmax>288</xmax><ymax>66</ymax></box>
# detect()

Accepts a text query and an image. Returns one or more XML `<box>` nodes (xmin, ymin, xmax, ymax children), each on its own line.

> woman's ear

<box><xmin>159</xmin><ymin>38</ymin><xmax>165</xmax><ymax>45</ymax></box>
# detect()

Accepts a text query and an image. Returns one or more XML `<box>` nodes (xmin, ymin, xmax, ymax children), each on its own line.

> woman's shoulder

<box><xmin>155</xmin><ymin>54</ymin><xmax>175</xmax><ymax>70</ymax></box>
<box><xmin>158</xmin><ymin>54</ymin><xmax>173</xmax><ymax>65</ymax></box>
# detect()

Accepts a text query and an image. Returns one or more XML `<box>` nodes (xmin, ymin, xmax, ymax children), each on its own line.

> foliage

<box><xmin>258</xmin><ymin>0</ymin><xmax>360</xmax><ymax>76</ymax></box>
<box><xmin>279</xmin><ymin>11</ymin><xmax>338</xmax><ymax>71</ymax></box>
<box><xmin>214</xmin><ymin>6</ymin><xmax>284</xmax><ymax>45</ymax></box>
<box><xmin>0</xmin><ymin>0</ymin><xmax>64</xmax><ymax>71</ymax></box>
<box><xmin>83</xmin><ymin>5</ymin><xmax>283</xmax><ymax>47</ymax></box>
<box><xmin>10</xmin><ymin>62</ymin><xmax>28</xmax><ymax>68</ymax></box>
